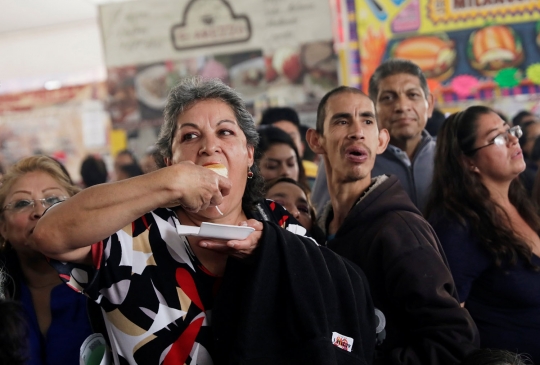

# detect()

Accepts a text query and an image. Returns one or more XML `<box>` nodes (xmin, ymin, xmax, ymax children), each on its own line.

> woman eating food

<box><xmin>31</xmin><ymin>78</ymin><xmax>377</xmax><ymax>365</ymax></box>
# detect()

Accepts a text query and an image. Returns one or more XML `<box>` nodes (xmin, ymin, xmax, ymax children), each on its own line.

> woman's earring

<box><xmin>247</xmin><ymin>167</ymin><xmax>254</xmax><ymax>179</ymax></box>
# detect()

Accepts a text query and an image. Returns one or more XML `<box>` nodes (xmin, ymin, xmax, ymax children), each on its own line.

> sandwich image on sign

<box><xmin>205</xmin><ymin>163</ymin><xmax>228</xmax><ymax>215</ymax></box>
<box><xmin>390</xmin><ymin>34</ymin><xmax>456</xmax><ymax>81</ymax></box>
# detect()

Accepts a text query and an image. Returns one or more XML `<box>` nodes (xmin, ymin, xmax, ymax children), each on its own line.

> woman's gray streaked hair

<box><xmin>155</xmin><ymin>77</ymin><xmax>264</xmax><ymax>210</ymax></box>
<box><xmin>156</xmin><ymin>77</ymin><xmax>259</xmax><ymax>163</ymax></box>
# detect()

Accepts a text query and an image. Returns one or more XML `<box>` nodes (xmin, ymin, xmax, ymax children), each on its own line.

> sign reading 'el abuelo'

<box><xmin>100</xmin><ymin>0</ymin><xmax>339</xmax><ymax>130</ymax></box>
<box><xmin>170</xmin><ymin>0</ymin><xmax>251</xmax><ymax>51</ymax></box>
<box><xmin>99</xmin><ymin>0</ymin><xmax>333</xmax><ymax>68</ymax></box>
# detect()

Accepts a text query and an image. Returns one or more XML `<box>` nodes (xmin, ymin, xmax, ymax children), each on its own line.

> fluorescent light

<box><xmin>44</xmin><ymin>80</ymin><xmax>62</xmax><ymax>90</ymax></box>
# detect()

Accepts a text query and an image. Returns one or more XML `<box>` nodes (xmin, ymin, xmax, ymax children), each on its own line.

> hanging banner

<box><xmin>99</xmin><ymin>0</ymin><xmax>338</xmax><ymax>130</ymax></box>
<box><xmin>354</xmin><ymin>0</ymin><xmax>540</xmax><ymax>101</ymax></box>
<box><xmin>99</xmin><ymin>0</ymin><xmax>333</xmax><ymax>67</ymax></box>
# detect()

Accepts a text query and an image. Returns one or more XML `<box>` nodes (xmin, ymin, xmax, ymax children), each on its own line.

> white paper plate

<box><xmin>176</xmin><ymin>222</ymin><xmax>254</xmax><ymax>240</ymax></box>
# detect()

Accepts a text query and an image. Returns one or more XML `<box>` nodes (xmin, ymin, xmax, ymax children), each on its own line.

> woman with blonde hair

<box><xmin>0</xmin><ymin>155</ymin><xmax>92</xmax><ymax>365</ymax></box>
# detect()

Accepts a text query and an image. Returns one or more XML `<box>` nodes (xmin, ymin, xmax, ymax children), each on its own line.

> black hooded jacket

<box><xmin>323</xmin><ymin>175</ymin><xmax>479</xmax><ymax>365</ymax></box>
<box><xmin>213</xmin><ymin>220</ymin><xmax>377</xmax><ymax>364</ymax></box>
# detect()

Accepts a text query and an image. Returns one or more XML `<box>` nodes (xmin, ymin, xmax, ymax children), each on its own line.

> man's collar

<box><xmin>387</xmin><ymin>129</ymin><xmax>432</xmax><ymax>153</ymax></box>
<box><xmin>319</xmin><ymin>175</ymin><xmax>389</xmax><ymax>236</ymax></box>
<box><xmin>353</xmin><ymin>175</ymin><xmax>388</xmax><ymax>207</ymax></box>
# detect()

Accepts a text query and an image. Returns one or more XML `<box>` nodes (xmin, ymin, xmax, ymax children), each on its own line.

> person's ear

<box><xmin>164</xmin><ymin>157</ymin><xmax>172</xmax><ymax>166</ymax></box>
<box><xmin>461</xmin><ymin>155</ymin><xmax>479</xmax><ymax>173</ymax></box>
<box><xmin>376</xmin><ymin>128</ymin><xmax>390</xmax><ymax>154</ymax></box>
<box><xmin>246</xmin><ymin>144</ymin><xmax>255</xmax><ymax>166</ymax></box>
<box><xmin>306</xmin><ymin>128</ymin><xmax>326</xmax><ymax>155</ymax></box>
<box><xmin>427</xmin><ymin>93</ymin><xmax>435</xmax><ymax>119</ymax></box>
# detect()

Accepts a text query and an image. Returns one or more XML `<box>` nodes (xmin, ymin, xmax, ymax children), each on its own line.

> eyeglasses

<box><xmin>2</xmin><ymin>196</ymin><xmax>67</xmax><ymax>213</ymax></box>
<box><xmin>466</xmin><ymin>125</ymin><xmax>522</xmax><ymax>155</ymax></box>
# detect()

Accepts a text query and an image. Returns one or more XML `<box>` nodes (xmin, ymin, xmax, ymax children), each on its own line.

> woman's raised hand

<box><xmin>162</xmin><ymin>162</ymin><xmax>232</xmax><ymax>212</ymax></box>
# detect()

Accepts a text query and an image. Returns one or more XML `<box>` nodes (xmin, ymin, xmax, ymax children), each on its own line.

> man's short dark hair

<box><xmin>315</xmin><ymin>86</ymin><xmax>368</xmax><ymax>134</ymax></box>
<box><xmin>119</xmin><ymin>163</ymin><xmax>144</xmax><ymax>179</ymax></box>
<box><xmin>116</xmin><ymin>149</ymin><xmax>138</xmax><ymax>165</ymax></box>
<box><xmin>368</xmin><ymin>59</ymin><xmax>429</xmax><ymax>102</ymax></box>
<box><xmin>80</xmin><ymin>155</ymin><xmax>108</xmax><ymax>187</ymax></box>
<box><xmin>260</xmin><ymin>107</ymin><xmax>301</xmax><ymax>130</ymax></box>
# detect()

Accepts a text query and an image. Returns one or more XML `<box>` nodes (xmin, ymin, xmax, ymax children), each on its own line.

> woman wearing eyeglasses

<box><xmin>425</xmin><ymin>105</ymin><xmax>540</xmax><ymax>363</ymax></box>
<box><xmin>0</xmin><ymin>155</ymin><xmax>93</xmax><ymax>365</ymax></box>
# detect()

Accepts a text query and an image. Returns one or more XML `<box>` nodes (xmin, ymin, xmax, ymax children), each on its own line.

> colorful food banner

<box><xmin>99</xmin><ymin>0</ymin><xmax>339</xmax><ymax>130</ymax></box>
<box><xmin>354</xmin><ymin>0</ymin><xmax>540</xmax><ymax>102</ymax></box>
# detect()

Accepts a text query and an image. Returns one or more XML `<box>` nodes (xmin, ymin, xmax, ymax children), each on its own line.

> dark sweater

<box><xmin>0</xmin><ymin>249</ymin><xmax>92</xmax><ymax>365</ymax></box>
<box><xmin>323</xmin><ymin>175</ymin><xmax>479</xmax><ymax>365</ymax></box>
<box><xmin>430</xmin><ymin>213</ymin><xmax>540</xmax><ymax>364</ymax></box>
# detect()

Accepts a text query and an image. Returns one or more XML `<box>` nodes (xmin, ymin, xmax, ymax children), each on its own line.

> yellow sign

<box><xmin>356</xmin><ymin>0</ymin><xmax>539</xmax><ymax>36</ymax></box>
<box><xmin>428</xmin><ymin>0</ymin><xmax>540</xmax><ymax>25</ymax></box>
<box><xmin>110</xmin><ymin>129</ymin><xmax>128</xmax><ymax>158</ymax></box>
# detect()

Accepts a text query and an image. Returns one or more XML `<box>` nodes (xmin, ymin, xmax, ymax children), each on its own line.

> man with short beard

<box><xmin>312</xmin><ymin>59</ymin><xmax>436</xmax><ymax>215</ymax></box>
<box><xmin>306</xmin><ymin>86</ymin><xmax>479</xmax><ymax>364</ymax></box>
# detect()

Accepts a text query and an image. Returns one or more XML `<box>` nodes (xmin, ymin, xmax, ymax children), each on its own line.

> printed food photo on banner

<box><xmin>106</xmin><ymin>66</ymin><xmax>140</xmax><ymax>128</ymax></box>
<box><xmin>389</xmin><ymin>34</ymin><xmax>456</xmax><ymax>81</ymax></box>
<box><xmin>468</xmin><ymin>25</ymin><xmax>524</xmax><ymax>77</ymax></box>
<box><xmin>263</xmin><ymin>40</ymin><xmax>339</xmax><ymax>107</ymax></box>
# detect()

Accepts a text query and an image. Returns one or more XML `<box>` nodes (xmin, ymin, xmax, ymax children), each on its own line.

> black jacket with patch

<box><xmin>323</xmin><ymin>175</ymin><xmax>479</xmax><ymax>365</ymax></box>
<box><xmin>212</xmin><ymin>220</ymin><xmax>377</xmax><ymax>364</ymax></box>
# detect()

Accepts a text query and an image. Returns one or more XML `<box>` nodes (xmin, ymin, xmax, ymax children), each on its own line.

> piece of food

<box><xmin>205</xmin><ymin>163</ymin><xmax>228</xmax><ymax>177</ymax></box>
<box><xmin>468</xmin><ymin>25</ymin><xmax>524</xmax><ymax>77</ymax></box>
<box><xmin>390</xmin><ymin>34</ymin><xmax>456</xmax><ymax>81</ymax></box>
<box><xmin>205</xmin><ymin>164</ymin><xmax>227</xmax><ymax>215</ymax></box>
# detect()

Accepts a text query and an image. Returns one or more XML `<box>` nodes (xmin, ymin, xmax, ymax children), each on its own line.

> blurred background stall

<box><xmin>0</xmin><ymin>0</ymin><xmax>539</xmax><ymax>180</ymax></box>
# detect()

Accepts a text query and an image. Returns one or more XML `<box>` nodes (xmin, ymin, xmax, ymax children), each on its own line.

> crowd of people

<box><xmin>0</xmin><ymin>58</ymin><xmax>539</xmax><ymax>365</ymax></box>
